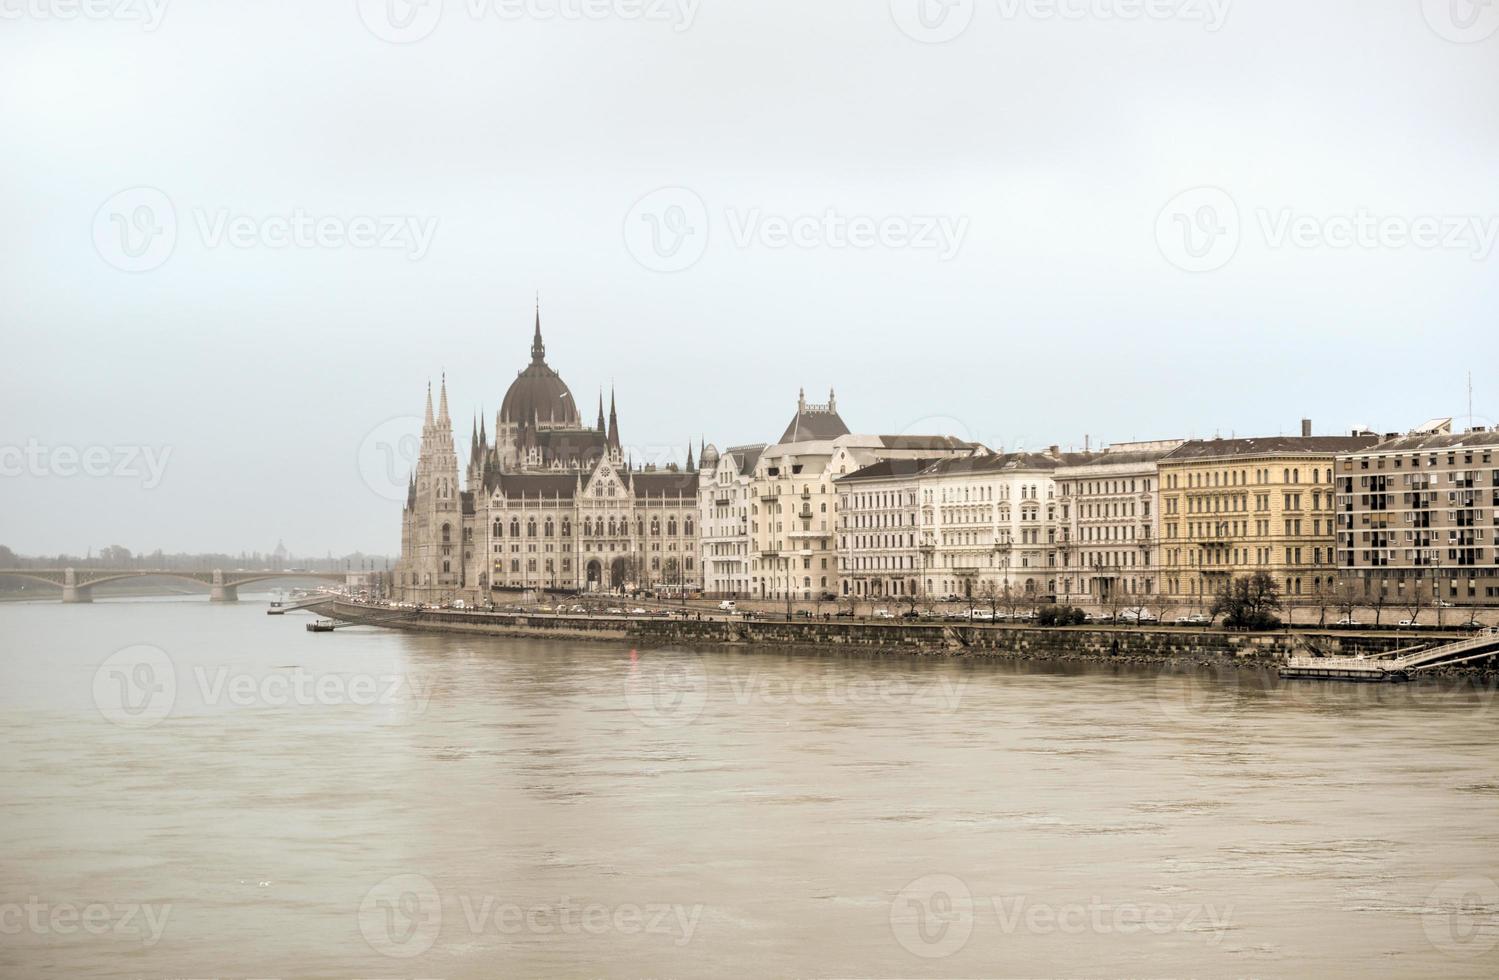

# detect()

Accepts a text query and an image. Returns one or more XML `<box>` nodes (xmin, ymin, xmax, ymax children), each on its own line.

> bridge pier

<box><xmin>210</xmin><ymin>585</ymin><xmax>239</xmax><ymax>602</ymax></box>
<box><xmin>62</xmin><ymin>584</ymin><xmax>93</xmax><ymax>603</ymax></box>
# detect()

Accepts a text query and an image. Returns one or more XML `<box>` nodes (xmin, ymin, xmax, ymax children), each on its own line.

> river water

<box><xmin>1</xmin><ymin>597</ymin><xmax>1497</xmax><ymax>978</ymax></box>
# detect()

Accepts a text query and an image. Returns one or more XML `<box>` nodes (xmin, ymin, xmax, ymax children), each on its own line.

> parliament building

<box><xmin>394</xmin><ymin>309</ymin><xmax>701</xmax><ymax>603</ymax></box>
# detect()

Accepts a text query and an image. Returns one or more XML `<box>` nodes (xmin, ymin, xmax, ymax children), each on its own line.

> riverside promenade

<box><xmin>309</xmin><ymin>599</ymin><xmax>1419</xmax><ymax>664</ymax></box>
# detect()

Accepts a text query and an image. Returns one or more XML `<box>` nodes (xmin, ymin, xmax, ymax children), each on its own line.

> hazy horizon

<box><xmin>3</xmin><ymin>0</ymin><xmax>1496</xmax><ymax>556</ymax></box>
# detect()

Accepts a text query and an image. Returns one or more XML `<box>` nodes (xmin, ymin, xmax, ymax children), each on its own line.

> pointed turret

<box><xmin>607</xmin><ymin>388</ymin><xmax>620</xmax><ymax>454</ymax></box>
<box><xmin>438</xmin><ymin>373</ymin><xmax>450</xmax><ymax>425</ymax></box>
<box><xmin>686</xmin><ymin>442</ymin><xmax>695</xmax><ymax>472</ymax></box>
<box><xmin>424</xmin><ymin>381</ymin><xmax>434</xmax><ymax>427</ymax></box>
<box><xmin>531</xmin><ymin>300</ymin><xmax>545</xmax><ymax>363</ymax></box>
<box><xmin>597</xmin><ymin>391</ymin><xmax>606</xmax><ymax>432</ymax></box>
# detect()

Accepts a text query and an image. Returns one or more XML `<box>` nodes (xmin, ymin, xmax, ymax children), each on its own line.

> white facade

<box><xmin>834</xmin><ymin>459</ymin><xmax>928</xmax><ymax>599</ymax></box>
<box><xmin>1054</xmin><ymin>440</ymin><xmax>1182</xmax><ymax>605</ymax></box>
<box><xmin>698</xmin><ymin>443</ymin><xmax>765</xmax><ymax>597</ymax></box>
<box><xmin>919</xmin><ymin>451</ymin><xmax>1093</xmax><ymax>601</ymax></box>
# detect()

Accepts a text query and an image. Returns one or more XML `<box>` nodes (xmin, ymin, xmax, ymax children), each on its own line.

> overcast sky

<box><xmin>2</xmin><ymin>0</ymin><xmax>1496</xmax><ymax>558</ymax></box>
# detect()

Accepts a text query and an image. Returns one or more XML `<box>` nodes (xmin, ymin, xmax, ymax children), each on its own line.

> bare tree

<box><xmin>1402</xmin><ymin>579</ymin><xmax>1426</xmax><ymax>627</ymax></box>
<box><xmin>1369</xmin><ymin>582</ymin><xmax>1390</xmax><ymax>627</ymax></box>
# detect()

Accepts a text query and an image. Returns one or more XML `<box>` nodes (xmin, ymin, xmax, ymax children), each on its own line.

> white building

<box><xmin>1054</xmin><ymin>440</ymin><xmax>1182</xmax><ymax>605</ymax></box>
<box><xmin>698</xmin><ymin>443</ymin><xmax>766</xmax><ymax>598</ymax></box>
<box><xmin>834</xmin><ymin>458</ymin><xmax>934</xmax><ymax>599</ymax></box>
<box><xmin>748</xmin><ymin>391</ymin><xmax>976</xmax><ymax>601</ymax></box>
<box><xmin>919</xmin><ymin>450</ymin><xmax>1094</xmax><ymax>601</ymax></box>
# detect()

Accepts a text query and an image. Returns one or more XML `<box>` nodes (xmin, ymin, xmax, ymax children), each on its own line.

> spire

<box><xmin>798</xmin><ymin>387</ymin><xmax>806</xmax><ymax>413</ymax></box>
<box><xmin>829</xmin><ymin>387</ymin><xmax>837</xmax><ymax>412</ymax></box>
<box><xmin>531</xmin><ymin>298</ymin><xmax>545</xmax><ymax>363</ymax></box>
<box><xmin>438</xmin><ymin>372</ymin><xmax>450</xmax><ymax>425</ymax></box>
<box><xmin>607</xmin><ymin>387</ymin><xmax>620</xmax><ymax>452</ymax></box>
<box><xmin>686</xmin><ymin>441</ymin><xmax>695</xmax><ymax>472</ymax></box>
<box><xmin>478</xmin><ymin>411</ymin><xmax>487</xmax><ymax>448</ymax></box>
<box><xmin>470</xmin><ymin>417</ymin><xmax>478</xmax><ymax>461</ymax></box>
<box><xmin>597</xmin><ymin>390</ymin><xmax>606</xmax><ymax>432</ymax></box>
<box><xmin>424</xmin><ymin>381</ymin><xmax>434</xmax><ymax>426</ymax></box>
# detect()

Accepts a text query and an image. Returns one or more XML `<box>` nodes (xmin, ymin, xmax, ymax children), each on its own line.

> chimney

<box><xmin>1301</xmin><ymin>419</ymin><xmax>1313</xmax><ymax>438</ymax></box>
<box><xmin>1048</xmin><ymin>445</ymin><xmax>1060</xmax><ymax>457</ymax></box>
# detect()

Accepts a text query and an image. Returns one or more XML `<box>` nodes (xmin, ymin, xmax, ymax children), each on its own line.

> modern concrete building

<box><xmin>1335</xmin><ymin>420</ymin><xmax>1499</xmax><ymax>609</ymax></box>
<box><xmin>1157</xmin><ymin>425</ymin><xmax>1379</xmax><ymax>606</ymax></box>
<box><xmin>1054</xmin><ymin>440</ymin><xmax>1183</xmax><ymax>605</ymax></box>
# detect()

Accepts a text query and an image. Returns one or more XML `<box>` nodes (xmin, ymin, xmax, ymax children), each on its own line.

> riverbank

<box><xmin>307</xmin><ymin>599</ymin><xmax>1499</xmax><ymax>681</ymax></box>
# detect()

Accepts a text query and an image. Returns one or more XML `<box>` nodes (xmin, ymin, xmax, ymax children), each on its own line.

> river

<box><xmin>1</xmin><ymin>597</ymin><xmax>1496</xmax><ymax>978</ymax></box>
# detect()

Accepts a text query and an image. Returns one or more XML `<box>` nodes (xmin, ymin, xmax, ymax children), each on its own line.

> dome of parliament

<box><xmin>500</xmin><ymin>312</ymin><xmax>580</xmax><ymax>427</ymax></box>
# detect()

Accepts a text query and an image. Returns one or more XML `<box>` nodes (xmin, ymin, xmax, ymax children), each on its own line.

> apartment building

<box><xmin>1158</xmin><ymin>426</ymin><xmax>1379</xmax><ymax>604</ymax></box>
<box><xmin>833</xmin><ymin>458</ymin><xmax>934</xmax><ymax>599</ymax></box>
<box><xmin>1336</xmin><ymin>421</ymin><xmax>1499</xmax><ymax>607</ymax></box>
<box><xmin>1054</xmin><ymin>440</ymin><xmax>1183</xmax><ymax>604</ymax></box>
<box><xmin>697</xmin><ymin>443</ymin><xmax>766</xmax><ymax>598</ymax></box>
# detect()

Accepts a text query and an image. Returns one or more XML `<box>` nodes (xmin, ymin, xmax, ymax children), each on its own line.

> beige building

<box><xmin>697</xmin><ymin>443</ymin><xmax>766</xmax><ymax>598</ymax></box>
<box><xmin>1158</xmin><ymin>428</ymin><xmax>1379</xmax><ymax>606</ymax></box>
<box><xmin>749</xmin><ymin>391</ymin><xmax>975</xmax><ymax>601</ymax></box>
<box><xmin>1055</xmin><ymin>440</ymin><xmax>1182</xmax><ymax>605</ymax></box>
<box><xmin>1336</xmin><ymin>421</ymin><xmax>1499</xmax><ymax>608</ymax></box>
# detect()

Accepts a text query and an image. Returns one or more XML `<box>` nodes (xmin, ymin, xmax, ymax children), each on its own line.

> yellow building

<box><xmin>1157</xmin><ymin>431</ymin><xmax>1378</xmax><ymax>606</ymax></box>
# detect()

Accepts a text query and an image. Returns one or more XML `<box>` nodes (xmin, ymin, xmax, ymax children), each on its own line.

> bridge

<box><xmin>0</xmin><ymin>568</ymin><xmax>346</xmax><ymax>603</ymax></box>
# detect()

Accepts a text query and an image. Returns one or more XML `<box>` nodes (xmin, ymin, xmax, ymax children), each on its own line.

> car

<box><xmin>718</xmin><ymin>600</ymin><xmax>737</xmax><ymax>612</ymax></box>
<box><xmin>1335</xmin><ymin>617</ymin><xmax>1362</xmax><ymax>627</ymax></box>
<box><xmin>1398</xmin><ymin>618</ymin><xmax>1416</xmax><ymax>627</ymax></box>
<box><xmin>969</xmin><ymin>610</ymin><xmax>994</xmax><ymax>621</ymax></box>
<box><xmin>1437</xmin><ymin>600</ymin><xmax>1456</xmax><ymax>608</ymax></box>
<box><xmin>1175</xmin><ymin>614</ymin><xmax>1208</xmax><ymax>625</ymax></box>
<box><xmin>873</xmin><ymin>608</ymin><xmax>895</xmax><ymax>619</ymax></box>
<box><xmin>631</xmin><ymin>607</ymin><xmax>647</xmax><ymax>615</ymax></box>
<box><xmin>606</xmin><ymin>607</ymin><xmax>624</xmax><ymax>615</ymax></box>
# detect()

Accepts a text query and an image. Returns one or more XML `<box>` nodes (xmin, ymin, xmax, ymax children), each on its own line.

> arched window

<box><xmin>667</xmin><ymin>518</ymin><xmax>677</xmax><ymax>536</ymax></box>
<box><xmin>493</xmin><ymin>520</ymin><xmax>502</xmax><ymax>537</ymax></box>
<box><xmin>651</xmin><ymin>517</ymin><xmax>661</xmax><ymax>536</ymax></box>
<box><xmin>684</xmin><ymin>517</ymin><xmax>694</xmax><ymax>536</ymax></box>
<box><xmin>510</xmin><ymin>519</ymin><xmax>520</xmax><ymax>537</ymax></box>
<box><xmin>527</xmin><ymin>519</ymin><xmax>537</xmax><ymax>538</ymax></box>
<box><xmin>561</xmin><ymin>518</ymin><xmax>571</xmax><ymax>537</ymax></box>
<box><xmin>544</xmin><ymin>518</ymin><xmax>555</xmax><ymax>537</ymax></box>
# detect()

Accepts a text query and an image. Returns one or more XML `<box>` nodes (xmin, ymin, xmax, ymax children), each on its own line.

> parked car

<box><xmin>718</xmin><ymin>600</ymin><xmax>737</xmax><ymax>612</ymax></box>
<box><xmin>970</xmin><ymin>610</ymin><xmax>994</xmax><ymax>621</ymax></box>
<box><xmin>1175</xmin><ymin>614</ymin><xmax>1208</xmax><ymax>625</ymax></box>
<box><xmin>1398</xmin><ymin>618</ymin><xmax>1416</xmax><ymax>627</ymax></box>
<box><xmin>1335</xmin><ymin>617</ymin><xmax>1361</xmax><ymax>627</ymax></box>
<box><xmin>873</xmin><ymin>608</ymin><xmax>895</xmax><ymax>620</ymax></box>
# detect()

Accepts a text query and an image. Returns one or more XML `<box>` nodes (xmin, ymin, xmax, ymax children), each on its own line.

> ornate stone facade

<box><xmin>395</xmin><ymin>310</ymin><xmax>699</xmax><ymax>603</ymax></box>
